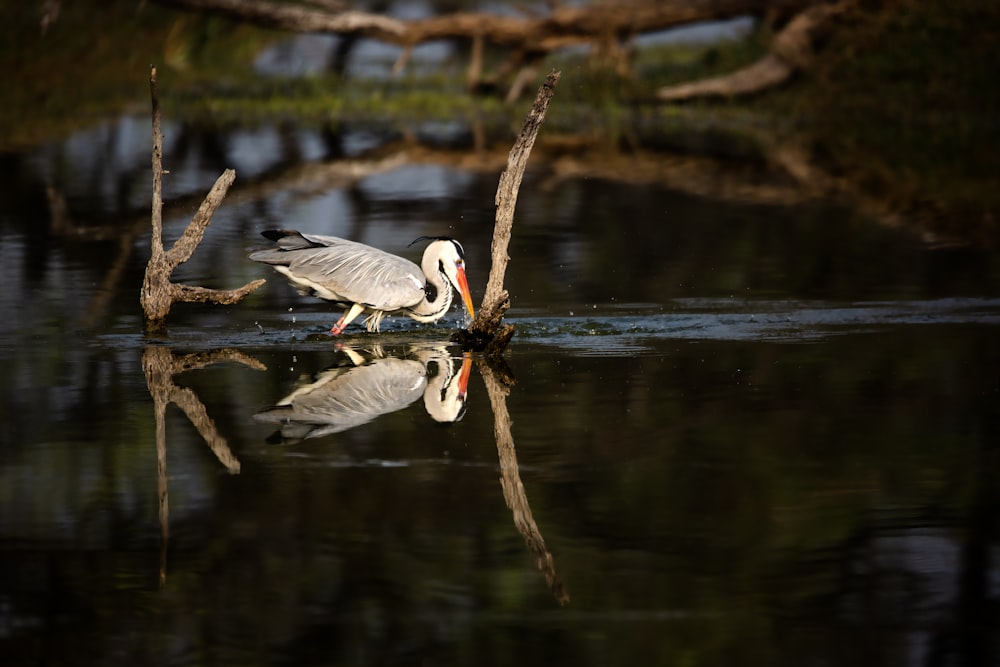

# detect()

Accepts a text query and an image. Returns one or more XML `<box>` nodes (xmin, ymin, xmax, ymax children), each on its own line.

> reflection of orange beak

<box><xmin>456</xmin><ymin>265</ymin><xmax>475</xmax><ymax>319</ymax></box>
<box><xmin>457</xmin><ymin>353</ymin><xmax>472</xmax><ymax>396</ymax></box>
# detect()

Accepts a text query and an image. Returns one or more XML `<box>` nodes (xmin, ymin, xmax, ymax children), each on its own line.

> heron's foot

<box><xmin>330</xmin><ymin>304</ymin><xmax>365</xmax><ymax>336</ymax></box>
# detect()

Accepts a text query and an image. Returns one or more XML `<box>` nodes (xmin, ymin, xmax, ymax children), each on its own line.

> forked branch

<box><xmin>140</xmin><ymin>66</ymin><xmax>265</xmax><ymax>334</ymax></box>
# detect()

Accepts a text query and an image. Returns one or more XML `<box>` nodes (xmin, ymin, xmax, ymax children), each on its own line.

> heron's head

<box><xmin>414</xmin><ymin>237</ymin><xmax>475</xmax><ymax>320</ymax></box>
<box><xmin>424</xmin><ymin>353</ymin><xmax>472</xmax><ymax>423</ymax></box>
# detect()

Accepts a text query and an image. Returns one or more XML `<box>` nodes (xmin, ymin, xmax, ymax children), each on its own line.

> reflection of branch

<box><xmin>169</xmin><ymin>385</ymin><xmax>243</xmax><ymax>472</ymax></box>
<box><xmin>169</xmin><ymin>348</ymin><xmax>269</xmax><ymax>373</ymax></box>
<box><xmin>143</xmin><ymin>345</ymin><xmax>254</xmax><ymax>471</ymax></box>
<box><xmin>155</xmin><ymin>379</ymin><xmax>169</xmax><ymax>586</ymax></box>
<box><xmin>46</xmin><ymin>184</ymin><xmax>150</xmax><ymax>329</ymax></box>
<box><xmin>480</xmin><ymin>360</ymin><xmax>568</xmax><ymax>605</ymax></box>
<box><xmin>142</xmin><ymin>345</ymin><xmax>265</xmax><ymax>584</ymax></box>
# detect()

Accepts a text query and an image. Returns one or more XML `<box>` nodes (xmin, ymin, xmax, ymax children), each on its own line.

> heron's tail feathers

<box><xmin>261</xmin><ymin>229</ymin><xmax>326</xmax><ymax>250</ymax></box>
<box><xmin>249</xmin><ymin>229</ymin><xmax>325</xmax><ymax>264</ymax></box>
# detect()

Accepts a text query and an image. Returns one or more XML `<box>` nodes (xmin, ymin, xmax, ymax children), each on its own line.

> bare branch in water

<box><xmin>140</xmin><ymin>65</ymin><xmax>265</xmax><ymax>335</ymax></box>
<box><xmin>453</xmin><ymin>70</ymin><xmax>560</xmax><ymax>354</ymax></box>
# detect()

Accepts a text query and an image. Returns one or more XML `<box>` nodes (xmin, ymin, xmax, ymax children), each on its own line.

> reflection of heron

<box><xmin>249</xmin><ymin>230</ymin><xmax>475</xmax><ymax>335</ymax></box>
<box><xmin>254</xmin><ymin>346</ymin><xmax>472</xmax><ymax>443</ymax></box>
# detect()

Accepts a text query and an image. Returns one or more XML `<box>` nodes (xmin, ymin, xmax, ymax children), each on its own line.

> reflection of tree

<box><xmin>480</xmin><ymin>359</ymin><xmax>569</xmax><ymax>605</ymax></box>
<box><xmin>141</xmin><ymin>345</ymin><xmax>265</xmax><ymax>584</ymax></box>
<box><xmin>47</xmin><ymin>116</ymin><xmax>977</xmax><ymax>330</ymax></box>
<box><xmin>46</xmin><ymin>184</ymin><xmax>149</xmax><ymax>329</ymax></box>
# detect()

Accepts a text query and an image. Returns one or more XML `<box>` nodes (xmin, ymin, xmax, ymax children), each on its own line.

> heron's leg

<box><xmin>340</xmin><ymin>347</ymin><xmax>366</xmax><ymax>366</ymax></box>
<box><xmin>330</xmin><ymin>303</ymin><xmax>366</xmax><ymax>335</ymax></box>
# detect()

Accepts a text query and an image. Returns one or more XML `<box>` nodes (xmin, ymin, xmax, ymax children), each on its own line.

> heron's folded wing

<box><xmin>290</xmin><ymin>241</ymin><xmax>426</xmax><ymax>310</ymax></box>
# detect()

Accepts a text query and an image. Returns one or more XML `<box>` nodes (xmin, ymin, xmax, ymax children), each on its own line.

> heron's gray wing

<box><xmin>293</xmin><ymin>240</ymin><xmax>426</xmax><ymax>310</ymax></box>
<box><xmin>252</xmin><ymin>235</ymin><xmax>426</xmax><ymax>311</ymax></box>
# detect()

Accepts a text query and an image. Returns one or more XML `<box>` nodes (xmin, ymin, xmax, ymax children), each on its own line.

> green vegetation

<box><xmin>2</xmin><ymin>0</ymin><xmax>993</xmax><ymax>138</ymax></box>
<box><xmin>1</xmin><ymin>0</ymin><xmax>996</xmax><ymax>240</ymax></box>
<box><xmin>0</xmin><ymin>0</ymin><xmax>278</xmax><ymax>148</ymax></box>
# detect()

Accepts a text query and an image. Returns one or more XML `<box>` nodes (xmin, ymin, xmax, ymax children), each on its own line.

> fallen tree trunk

<box><xmin>156</xmin><ymin>0</ymin><xmax>812</xmax><ymax>46</ymax></box>
<box><xmin>658</xmin><ymin>0</ymin><xmax>851</xmax><ymax>101</ymax></box>
<box><xmin>155</xmin><ymin>0</ymin><xmax>405</xmax><ymax>38</ymax></box>
<box><xmin>657</xmin><ymin>54</ymin><xmax>794</xmax><ymax>101</ymax></box>
<box><xmin>153</xmin><ymin>0</ymin><xmax>817</xmax><ymax>96</ymax></box>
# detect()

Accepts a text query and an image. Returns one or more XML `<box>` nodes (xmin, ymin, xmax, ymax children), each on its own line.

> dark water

<box><xmin>1</xmin><ymin>110</ymin><xmax>999</xmax><ymax>667</ymax></box>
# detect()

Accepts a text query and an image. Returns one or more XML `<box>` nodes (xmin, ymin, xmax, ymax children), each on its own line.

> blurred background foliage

<box><xmin>1</xmin><ymin>0</ymin><xmax>996</xmax><ymax>242</ymax></box>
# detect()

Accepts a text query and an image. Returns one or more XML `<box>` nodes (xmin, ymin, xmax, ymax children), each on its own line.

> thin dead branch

<box><xmin>453</xmin><ymin>69</ymin><xmax>560</xmax><ymax>354</ymax></box>
<box><xmin>140</xmin><ymin>66</ymin><xmax>265</xmax><ymax>334</ymax></box>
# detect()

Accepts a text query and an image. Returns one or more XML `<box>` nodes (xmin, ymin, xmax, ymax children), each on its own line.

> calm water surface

<box><xmin>1</xmin><ymin>116</ymin><xmax>999</xmax><ymax>666</ymax></box>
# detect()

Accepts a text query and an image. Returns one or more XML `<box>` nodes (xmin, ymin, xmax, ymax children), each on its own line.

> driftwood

<box><xmin>658</xmin><ymin>0</ymin><xmax>851</xmax><ymax>101</ymax></box>
<box><xmin>153</xmin><ymin>0</ymin><xmax>816</xmax><ymax>99</ymax></box>
<box><xmin>140</xmin><ymin>66</ymin><xmax>265</xmax><ymax>334</ymax></box>
<box><xmin>452</xmin><ymin>70</ymin><xmax>560</xmax><ymax>355</ymax></box>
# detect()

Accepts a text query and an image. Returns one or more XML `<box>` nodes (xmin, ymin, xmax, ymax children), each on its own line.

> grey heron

<box><xmin>249</xmin><ymin>229</ymin><xmax>475</xmax><ymax>335</ymax></box>
<box><xmin>254</xmin><ymin>346</ymin><xmax>472</xmax><ymax>443</ymax></box>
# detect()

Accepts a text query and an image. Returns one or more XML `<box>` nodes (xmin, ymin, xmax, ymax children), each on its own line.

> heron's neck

<box><xmin>420</xmin><ymin>350</ymin><xmax>465</xmax><ymax>422</ymax></box>
<box><xmin>407</xmin><ymin>258</ymin><xmax>453</xmax><ymax>323</ymax></box>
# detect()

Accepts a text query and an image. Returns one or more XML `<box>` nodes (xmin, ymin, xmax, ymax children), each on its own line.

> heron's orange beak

<box><xmin>457</xmin><ymin>353</ymin><xmax>472</xmax><ymax>397</ymax></box>
<box><xmin>456</xmin><ymin>265</ymin><xmax>475</xmax><ymax>319</ymax></box>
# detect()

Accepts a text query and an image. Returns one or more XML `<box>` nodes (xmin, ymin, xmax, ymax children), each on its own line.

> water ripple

<box><xmin>512</xmin><ymin>297</ymin><xmax>1000</xmax><ymax>350</ymax></box>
